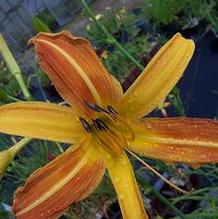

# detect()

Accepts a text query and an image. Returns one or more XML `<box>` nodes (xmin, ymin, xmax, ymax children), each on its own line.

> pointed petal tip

<box><xmin>189</xmin><ymin>39</ymin><xmax>195</xmax><ymax>54</ymax></box>
<box><xmin>29</xmin><ymin>31</ymin><xmax>90</xmax><ymax>46</ymax></box>
<box><xmin>119</xmin><ymin>32</ymin><xmax>195</xmax><ymax>118</ymax></box>
<box><xmin>174</xmin><ymin>32</ymin><xmax>195</xmax><ymax>48</ymax></box>
<box><xmin>28</xmin><ymin>31</ymin><xmax>69</xmax><ymax>45</ymax></box>
<box><xmin>30</xmin><ymin>31</ymin><xmax>123</xmax><ymax>116</ymax></box>
<box><xmin>172</xmin><ymin>32</ymin><xmax>195</xmax><ymax>50</ymax></box>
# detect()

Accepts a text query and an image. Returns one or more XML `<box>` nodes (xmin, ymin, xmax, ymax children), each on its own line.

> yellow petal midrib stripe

<box><xmin>122</xmin><ymin>34</ymin><xmax>183</xmax><ymax>97</ymax></box>
<box><xmin>121</xmin><ymin>38</ymin><xmax>190</xmax><ymax>117</ymax></box>
<box><xmin>36</xmin><ymin>39</ymin><xmax>102</xmax><ymax>106</ymax></box>
<box><xmin>141</xmin><ymin>136</ymin><xmax>218</xmax><ymax>147</ymax></box>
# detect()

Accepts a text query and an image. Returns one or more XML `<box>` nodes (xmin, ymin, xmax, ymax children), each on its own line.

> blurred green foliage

<box><xmin>87</xmin><ymin>8</ymin><xmax>150</xmax><ymax>80</ymax></box>
<box><xmin>37</xmin><ymin>9</ymin><xmax>58</xmax><ymax>31</ymax></box>
<box><xmin>143</xmin><ymin>0</ymin><xmax>184</xmax><ymax>24</ymax></box>
<box><xmin>143</xmin><ymin>0</ymin><xmax>218</xmax><ymax>33</ymax></box>
<box><xmin>31</xmin><ymin>16</ymin><xmax>52</xmax><ymax>33</ymax></box>
<box><xmin>0</xmin><ymin>60</ymin><xmax>21</xmax><ymax>104</ymax></box>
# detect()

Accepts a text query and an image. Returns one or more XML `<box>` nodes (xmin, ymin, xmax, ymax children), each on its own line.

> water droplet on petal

<box><xmin>145</xmin><ymin>123</ymin><xmax>152</xmax><ymax>129</ymax></box>
<box><xmin>167</xmin><ymin>124</ymin><xmax>171</xmax><ymax>128</ymax></box>
<box><xmin>119</xmin><ymin>194</ymin><xmax>124</xmax><ymax>201</ymax></box>
<box><xmin>114</xmin><ymin>178</ymin><xmax>120</xmax><ymax>183</ymax></box>
<box><xmin>121</xmin><ymin>159</ymin><xmax>128</xmax><ymax>166</ymax></box>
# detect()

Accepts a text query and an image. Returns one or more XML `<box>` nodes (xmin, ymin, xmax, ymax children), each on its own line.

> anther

<box><xmin>79</xmin><ymin>117</ymin><xmax>92</xmax><ymax>133</ymax></box>
<box><xmin>84</xmin><ymin>101</ymin><xmax>109</xmax><ymax>114</ymax></box>
<box><xmin>107</xmin><ymin>106</ymin><xmax>118</xmax><ymax>115</ymax></box>
<box><xmin>93</xmin><ymin>119</ymin><xmax>109</xmax><ymax>131</ymax></box>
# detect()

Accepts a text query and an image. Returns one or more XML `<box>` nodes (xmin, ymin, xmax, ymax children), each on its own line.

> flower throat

<box><xmin>79</xmin><ymin>103</ymin><xmax>135</xmax><ymax>156</ymax></box>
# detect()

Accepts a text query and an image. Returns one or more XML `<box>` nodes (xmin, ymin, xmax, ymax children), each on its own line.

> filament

<box><xmin>126</xmin><ymin>148</ymin><xmax>188</xmax><ymax>194</ymax></box>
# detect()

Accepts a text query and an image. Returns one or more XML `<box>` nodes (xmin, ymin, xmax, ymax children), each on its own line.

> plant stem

<box><xmin>9</xmin><ymin>137</ymin><xmax>32</xmax><ymax>154</ymax></box>
<box><xmin>7</xmin><ymin>94</ymin><xmax>23</xmax><ymax>102</ymax></box>
<box><xmin>55</xmin><ymin>142</ymin><xmax>64</xmax><ymax>153</ymax></box>
<box><xmin>80</xmin><ymin>0</ymin><xmax>144</xmax><ymax>70</ymax></box>
<box><xmin>0</xmin><ymin>34</ymin><xmax>31</xmax><ymax>100</ymax></box>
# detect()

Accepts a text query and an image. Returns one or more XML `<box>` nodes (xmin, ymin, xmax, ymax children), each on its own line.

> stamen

<box><xmin>126</xmin><ymin>148</ymin><xmax>188</xmax><ymax>194</ymax></box>
<box><xmin>94</xmin><ymin>125</ymin><xmax>125</xmax><ymax>156</ymax></box>
<box><xmin>93</xmin><ymin>119</ymin><xmax>109</xmax><ymax>131</ymax></box>
<box><xmin>79</xmin><ymin>117</ymin><xmax>92</xmax><ymax>133</ymax></box>
<box><xmin>107</xmin><ymin>105</ymin><xmax>118</xmax><ymax>115</ymax></box>
<box><xmin>105</xmin><ymin>110</ymin><xmax>135</xmax><ymax>142</ymax></box>
<box><xmin>116</xmin><ymin>116</ymin><xmax>135</xmax><ymax>141</ymax></box>
<box><xmin>84</xmin><ymin>101</ymin><xmax>109</xmax><ymax>113</ymax></box>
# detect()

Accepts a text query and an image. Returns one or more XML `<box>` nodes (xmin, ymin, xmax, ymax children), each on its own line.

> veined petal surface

<box><xmin>118</xmin><ymin>33</ymin><xmax>195</xmax><ymax>119</ymax></box>
<box><xmin>0</xmin><ymin>102</ymin><xmax>84</xmax><ymax>143</ymax></box>
<box><xmin>106</xmin><ymin>152</ymin><xmax>148</xmax><ymax>219</ymax></box>
<box><xmin>13</xmin><ymin>138</ymin><xmax>105</xmax><ymax>219</ymax></box>
<box><xmin>30</xmin><ymin>31</ymin><xmax>123</xmax><ymax>118</ymax></box>
<box><xmin>129</xmin><ymin>118</ymin><xmax>218</xmax><ymax>165</ymax></box>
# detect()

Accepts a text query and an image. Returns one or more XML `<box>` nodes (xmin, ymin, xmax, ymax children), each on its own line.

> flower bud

<box><xmin>0</xmin><ymin>149</ymin><xmax>14</xmax><ymax>180</ymax></box>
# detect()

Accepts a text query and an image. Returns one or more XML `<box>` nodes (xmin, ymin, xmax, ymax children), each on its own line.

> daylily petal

<box><xmin>30</xmin><ymin>31</ymin><xmax>123</xmax><ymax>118</ymax></box>
<box><xmin>106</xmin><ymin>152</ymin><xmax>148</xmax><ymax>219</ymax></box>
<box><xmin>118</xmin><ymin>33</ymin><xmax>195</xmax><ymax>119</ymax></box>
<box><xmin>13</xmin><ymin>138</ymin><xmax>105</xmax><ymax>219</ymax></box>
<box><xmin>129</xmin><ymin>117</ymin><xmax>218</xmax><ymax>165</ymax></box>
<box><xmin>0</xmin><ymin>101</ymin><xmax>84</xmax><ymax>143</ymax></box>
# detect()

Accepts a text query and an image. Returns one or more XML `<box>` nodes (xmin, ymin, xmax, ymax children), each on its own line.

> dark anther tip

<box><xmin>84</xmin><ymin>101</ymin><xmax>109</xmax><ymax>114</ymax></box>
<box><xmin>107</xmin><ymin>106</ymin><xmax>118</xmax><ymax>115</ymax></box>
<box><xmin>84</xmin><ymin>101</ymin><xmax>101</xmax><ymax>112</ymax></box>
<box><xmin>79</xmin><ymin>117</ymin><xmax>92</xmax><ymax>133</ymax></box>
<box><xmin>94</xmin><ymin>119</ymin><xmax>109</xmax><ymax>131</ymax></box>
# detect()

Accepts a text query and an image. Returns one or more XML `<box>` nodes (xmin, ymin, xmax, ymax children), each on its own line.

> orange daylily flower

<box><xmin>0</xmin><ymin>31</ymin><xmax>218</xmax><ymax>219</ymax></box>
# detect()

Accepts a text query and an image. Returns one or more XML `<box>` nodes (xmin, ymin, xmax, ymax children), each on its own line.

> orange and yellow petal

<box><xmin>0</xmin><ymin>101</ymin><xmax>84</xmax><ymax>143</ymax></box>
<box><xmin>118</xmin><ymin>33</ymin><xmax>195</xmax><ymax>119</ymax></box>
<box><xmin>129</xmin><ymin>117</ymin><xmax>218</xmax><ymax>165</ymax></box>
<box><xmin>30</xmin><ymin>31</ymin><xmax>123</xmax><ymax>118</ymax></box>
<box><xmin>13</xmin><ymin>138</ymin><xmax>105</xmax><ymax>219</ymax></box>
<box><xmin>106</xmin><ymin>152</ymin><xmax>148</xmax><ymax>219</ymax></box>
